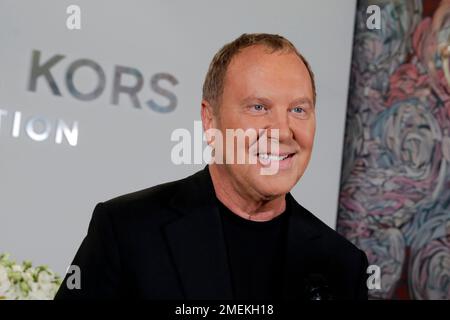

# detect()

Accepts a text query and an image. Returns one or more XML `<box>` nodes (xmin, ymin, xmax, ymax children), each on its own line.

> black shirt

<box><xmin>217</xmin><ymin>199</ymin><xmax>290</xmax><ymax>300</ymax></box>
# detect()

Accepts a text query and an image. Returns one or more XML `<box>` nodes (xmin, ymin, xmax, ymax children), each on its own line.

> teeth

<box><xmin>258</xmin><ymin>153</ymin><xmax>289</xmax><ymax>161</ymax></box>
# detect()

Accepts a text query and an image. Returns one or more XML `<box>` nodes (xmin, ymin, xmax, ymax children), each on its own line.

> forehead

<box><xmin>224</xmin><ymin>45</ymin><xmax>313</xmax><ymax>101</ymax></box>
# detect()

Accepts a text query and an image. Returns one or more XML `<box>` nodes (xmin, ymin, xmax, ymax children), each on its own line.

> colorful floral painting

<box><xmin>338</xmin><ymin>0</ymin><xmax>450</xmax><ymax>299</ymax></box>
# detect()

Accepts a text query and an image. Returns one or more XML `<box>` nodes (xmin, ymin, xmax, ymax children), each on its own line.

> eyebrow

<box><xmin>240</xmin><ymin>95</ymin><xmax>314</xmax><ymax>108</ymax></box>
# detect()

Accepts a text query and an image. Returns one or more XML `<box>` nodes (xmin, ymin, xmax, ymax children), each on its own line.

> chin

<box><xmin>252</xmin><ymin>172</ymin><xmax>299</xmax><ymax>198</ymax></box>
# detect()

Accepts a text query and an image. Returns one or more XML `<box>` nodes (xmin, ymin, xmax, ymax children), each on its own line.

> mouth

<box><xmin>256</xmin><ymin>152</ymin><xmax>296</xmax><ymax>168</ymax></box>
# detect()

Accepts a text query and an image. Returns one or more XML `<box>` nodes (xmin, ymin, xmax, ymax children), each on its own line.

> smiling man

<box><xmin>55</xmin><ymin>33</ymin><xmax>368</xmax><ymax>300</ymax></box>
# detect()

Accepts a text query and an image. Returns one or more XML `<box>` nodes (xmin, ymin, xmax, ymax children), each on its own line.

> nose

<box><xmin>267</xmin><ymin>107</ymin><xmax>293</xmax><ymax>143</ymax></box>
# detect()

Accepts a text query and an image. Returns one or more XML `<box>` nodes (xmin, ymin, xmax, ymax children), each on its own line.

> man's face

<box><xmin>212</xmin><ymin>45</ymin><xmax>316</xmax><ymax>199</ymax></box>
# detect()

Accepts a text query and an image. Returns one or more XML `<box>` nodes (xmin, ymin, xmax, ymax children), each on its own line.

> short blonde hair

<box><xmin>202</xmin><ymin>33</ymin><xmax>316</xmax><ymax>112</ymax></box>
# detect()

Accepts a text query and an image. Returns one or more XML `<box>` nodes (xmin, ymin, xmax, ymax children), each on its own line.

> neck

<box><xmin>208</xmin><ymin>164</ymin><xmax>286</xmax><ymax>222</ymax></box>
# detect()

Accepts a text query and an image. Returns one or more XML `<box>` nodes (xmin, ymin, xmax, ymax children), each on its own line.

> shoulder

<box><xmin>292</xmin><ymin>199</ymin><xmax>366</xmax><ymax>263</ymax></box>
<box><xmin>90</xmin><ymin>170</ymin><xmax>201</xmax><ymax>227</ymax></box>
<box><xmin>103</xmin><ymin>177</ymin><xmax>185</xmax><ymax>210</ymax></box>
<box><xmin>294</xmin><ymin>202</ymin><xmax>369</xmax><ymax>295</ymax></box>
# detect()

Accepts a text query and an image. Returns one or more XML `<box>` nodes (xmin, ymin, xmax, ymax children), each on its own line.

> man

<box><xmin>55</xmin><ymin>33</ymin><xmax>368</xmax><ymax>300</ymax></box>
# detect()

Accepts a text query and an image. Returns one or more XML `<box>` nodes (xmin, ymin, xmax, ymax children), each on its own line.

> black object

<box><xmin>304</xmin><ymin>274</ymin><xmax>334</xmax><ymax>300</ymax></box>
<box><xmin>55</xmin><ymin>166</ymin><xmax>369</xmax><ymax>300</ymax></box>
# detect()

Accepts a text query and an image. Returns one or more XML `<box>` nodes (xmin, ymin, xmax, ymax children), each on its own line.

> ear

<box><xmin>201</xmin><ymin>99</ymin><xmax>216</xmax><ymax>133</ymax></box>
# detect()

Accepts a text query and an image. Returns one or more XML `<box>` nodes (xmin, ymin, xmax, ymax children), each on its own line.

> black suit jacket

<box><xmin>55</xmin><ymin>166</ymin><xmax>368</xmax><ymax>300</ymax></box>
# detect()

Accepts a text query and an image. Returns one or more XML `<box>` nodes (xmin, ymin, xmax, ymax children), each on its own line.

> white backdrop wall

<box><xmin>0</xmin><ymin>0</ymin><xmax>357</xmax><ymax>276</ymax></box>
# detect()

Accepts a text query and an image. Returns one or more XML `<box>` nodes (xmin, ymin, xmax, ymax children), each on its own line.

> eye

<box><xmin>290</xmin><ymin>106</ymin><xmax>310</xmax><ymax>119</ymax></box>
<box><xmin>292</xmin><ymin>106</ymin><xmax>305</xmax><ymax>113</ymax></box>
<box><xmin>251</xmin><ymin>104</ymin><xmax>267</xmax><ymax>112</ymax></box>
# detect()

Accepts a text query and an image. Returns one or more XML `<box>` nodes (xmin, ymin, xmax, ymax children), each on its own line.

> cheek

<box><xmin>293</xmin><ymin>124</ymin><xmax>315</xmax><ymax>149</ymax></box>
<box><xmin>218</xmin><ymin>106</ymin><xmax>245</xmax><ymax>128</ymax></box>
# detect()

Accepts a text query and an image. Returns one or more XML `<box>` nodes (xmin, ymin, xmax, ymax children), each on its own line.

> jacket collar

<box><xmin>163</xmin><ymin>166</ymin><xmax>322</xmax><ymax>299</ymax></box>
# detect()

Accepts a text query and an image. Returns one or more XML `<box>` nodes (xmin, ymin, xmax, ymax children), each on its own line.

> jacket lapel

<box><xmin>163</xmin><ymin>166</ymin><xmax>324</xmax><ymax>300</ymax></box>
<box><xmin>281</xmin><ymin>193</ymin><xmax>323</xmax><ymax>300</ymax></box>
<box><xmin>163</xmin><ymin>167</ymin><xmax>233</xmax><ymax>299</ymax></box>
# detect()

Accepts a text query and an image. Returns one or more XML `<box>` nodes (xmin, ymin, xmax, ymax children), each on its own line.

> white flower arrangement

<box><xmin>0</xmin><ymin>253</ymin><xmax>62</xmax><ymax>300</ymax></box>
